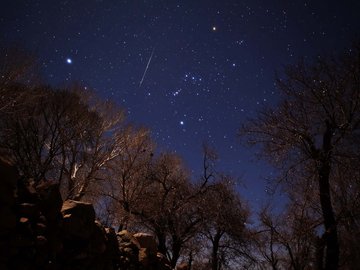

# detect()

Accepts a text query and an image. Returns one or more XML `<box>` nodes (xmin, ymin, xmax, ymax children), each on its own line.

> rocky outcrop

<box><xmin>116</xmin><ymin>230</ymin><xmax>171</xmax><ymax>270</ymax></box>
<box><xmin>134</xmin><ymin>232</ymin><xmax>158</xmax><ymax>269</ymax></box>
<box><xmin>0</xmin><ymin>157</ymin><xmax>19</xmax><ymax>270</ymax></box>
<box><xmin>176</xmin><ymin>263</ymin><xmax>189</xmax><ymax>270</ymax></box>
<box><xmin>0</xmin><ymin>158</ymin><xmax>171</xmax><ymax>270</ymax></box>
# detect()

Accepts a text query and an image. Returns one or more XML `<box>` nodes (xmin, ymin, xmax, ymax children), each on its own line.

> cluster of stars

<box><xmin>183</xmin><ymin>73</ymin><xmax>203</xmax><ymax>85</ymax></box>
<box><xmin>3</xmin><ymin>0</ymin><xmax>358</xmax><ymax>206</ymax></box>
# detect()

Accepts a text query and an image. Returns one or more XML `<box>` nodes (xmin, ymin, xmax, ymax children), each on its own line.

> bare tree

<box><xmin>108</xmin><ymin>149</ymin><xmax>215</xmax><ymax>268</ymax></box>
<box><xmin>199</xmin><ymin>176</ymin><xmax>251</xmax><ymax>270</ymax></box>
<box><xmin>133</xmin><ymin>152</ymin><xmax>198</xmax><ymax>267</ymax></box>
<box><xmin>0</xmin><ymin>87</ymin><xmax>86</xmax><ymax>184</ymax></box>
<box><xmin>56</xmin><ymin>90</ymin><xmax>128</xmax><ymax>200</ymax></box>
<box><xmin>255</xmin><ymin>199</ymin><xmax>319</xmax><ymax>270</ymax></box>
<box><xmin>105</xmin><ymin>126</ymin><xmax>155</xmax><ymax>229</ymax></box>
<box><xmin>239</xmin><ymin>43</ymin><xmax>360</xmax><ymax>270</ymax></box>
<box><xmin>0</xmin><ymin>80</ymin><xmax>129</xmax><ymax>203</ymax></box>
<box><xmin>0</xmin><ymin>44</ymin><xmax>42</xmax><ymax>113</ymax></box>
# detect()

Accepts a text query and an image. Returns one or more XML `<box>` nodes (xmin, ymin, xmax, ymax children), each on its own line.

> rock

<box><xmin>0</xmin><ymin>153</ymin><xmax>172</xmax><ymax>270</ymax></box>
<box><xmin>133</xmin><ymin>233</ymin><xmax>158</xmax><ymax>268</ymax></box>
<box><xmin>61</xmin><ymin>200</ymin><xmax>96</xmax><ymax>238</ymax></box>
<box><xmin>35</xmin><ymin>222</ymin><xmax>47</xmax><ymax>235</ymax></box>
<box><xmin>104</xmin><ymin>227</ymin><xmax>120</xmax><ymax>269</ymax></box>
<box><xmin>89</xmin><ymin>221</ymin><xmax>107</xmax><ymax>254</ymax></box>
<box><xmin>36</xmin><ymin>235</ymin><xmax>48</xmax><ymax>246</ymax></box>
<box><xmin>0</xmin><ymin>158</ymin><xmax>17</xmax><ymax>233</ymax></box>
<box><xmin>117</xmin><ymin>230</ymin><xmax>141</xmax><ymax>269</ymax></box>
<box><xmin>37</xmin><ymin>181</ymin><xmax>62</xmax><ymax>223</ymax></box>
<box><xmin>0</xmin><ymin>207</ymin><xmax>16</xmax><ymax>232</ymax></box>
<box><xmin>0</xmin><ymin>182</ymin><xmax>16</xmax><ymax>206</ymax></box>
<box><xmin>11</xmin><ymin>235</ymin><xmax>33</xmax><ymax>247</ymax></box>
<box><xmin>133</xmin><ymin>232</ymin><xmax>157</xmax><ymax>255</ymax></box>
<box><xmin>19</xmin><ymin>217</ymin><xmax>29</xmax><ymax>224</ymax></box>
<box><xmin>17</xmin><ymin>178</ymin><xmax>38</xmax><ymax>204</ymax></box>
<box><xmin>156</xmin><ymin>252</ymin><xmax>172</xmax><ymax>270</ymax></box>
<box><xmin>0</xmin><ymin>156</ymin><xmax>17</xmax><ymax>198</ymax></box>
<box><xmin>118</xmin><ymin>230</ymin><xmax>140</xmax><ymax>246</ymax></box>
<box><xmin>176</xmin><ymin>262</ymin><xmax>189</xmax><ymax>270</ymax></box>
<box><xmin>138</xmin><ymin>247</ymin><xmax>150</xmax><ymax>267</ymax></box>
<box><xmin>18</xmin><ymin>203</ymin><xmax>39</xmax><ymax>218</ymax></box>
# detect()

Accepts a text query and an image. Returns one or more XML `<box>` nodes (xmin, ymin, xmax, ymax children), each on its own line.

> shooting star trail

<box><xmin>139</xmin><ymin>47</ymin><xmax>155</xmax><ymax>87</ymax></box>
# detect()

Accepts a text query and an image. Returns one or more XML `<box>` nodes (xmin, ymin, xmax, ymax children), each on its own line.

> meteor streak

<box><xmin>139</xmin><ymin>47</ymin><xmax>155</xmax><ymax>87</ymax></box>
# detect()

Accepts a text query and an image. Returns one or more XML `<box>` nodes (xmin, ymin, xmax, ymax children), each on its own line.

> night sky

<box><xmin>1</xmin><ymin>0</ymin><xmax>360</xmax><ymax>207</ymax></box>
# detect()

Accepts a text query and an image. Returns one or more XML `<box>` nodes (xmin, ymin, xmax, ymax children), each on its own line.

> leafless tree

<box><xmin>56</xmin><ymin>89</ymin><xmax>128</xmax><ymax>200</ymax></box>
<box><xmin>199</xmin><ymin>176</ymin><xmax>252</xmax><ymax>270</ymax></box>
<box><xmin>0</xmin><ymin>79</ymin><xmax>129</xmax><ymax>202</ymax></box>
<box><xmin>105</xmin><ymin>126</ymin><xmax>155</xmax><ymax>229</ymax></box>
<box><xmin>254</xmin><ymin>199</ymin><xmax>319</xmax><ymax>270</ymax></box>
<box><xmin>239</xmin><ymin>42</ymin><xmax>360</xmax><ymax>270</ymax></box>
<box><xmin>0</xmin><ymin>44</ymin><xmax>42</xmax><ymax>114</ymax></box>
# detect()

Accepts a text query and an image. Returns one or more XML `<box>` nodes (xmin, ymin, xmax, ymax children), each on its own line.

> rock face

<box><xmin>0</xmin><ymin>157</ymin><xmax>171</xmax><ymax>270</ymax></box>
<box><xmin>134</xmin><ymin>232</ymin><xmax>158</xmax><ymax>255</ymax></box>
<box><xmin>116</xmin><ymin>230</ymin><xmax>172</xmax><ymax>270</ymax></box>
<box><xmin>134</xmin><ymin>232</ymin><xmax>159</xmax><ymax>269</ymax></box>
<box><xmin>176</xmin><ymin>263</ymin><xmax>189</xmax><ymax>270</ymax></box>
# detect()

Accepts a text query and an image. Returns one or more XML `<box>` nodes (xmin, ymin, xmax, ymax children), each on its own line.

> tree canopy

<box><xmin>240</xmin><ymin>42</ymin><xmax>360</xmax><ymax>269</ymax></box>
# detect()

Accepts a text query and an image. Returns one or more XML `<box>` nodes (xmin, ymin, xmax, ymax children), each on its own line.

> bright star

<box><xmin>66</xmin><ymin>58</ymin><xmax>72</xmax><ymax>64</ymax></box>
<box><xmin>212</xmin><ymin>26</ymin><xmax>217</xmax><ymax>31</ymax></box>
<box><xmin>180</xmin><ymin>121</ymin><xmax>184</xmax><ymax>125</ymax></box>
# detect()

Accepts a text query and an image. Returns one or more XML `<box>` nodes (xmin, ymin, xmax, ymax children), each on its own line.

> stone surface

<box><xmin>176</xmin><ymin>262</ymin><xmax>189</xmax><ymax>270</ymax></box>
<box><xmin>0</xmin><ymin>154</ymin><xmax>172</xmax><ymax>270</ymax></box>
<box><xmin>0</xmin><ymin>158</ymin><xmax>17</xmax><ymax>233</ymax></box>
<box><xmin>134</xmin><ymin>232</ymin><xmax>158</xmax><ymax>255</ymax></box>
<box><xmin>61</xmin><ymin>200</ymin><xmax>96</xmax><ymax>239</ymax></box>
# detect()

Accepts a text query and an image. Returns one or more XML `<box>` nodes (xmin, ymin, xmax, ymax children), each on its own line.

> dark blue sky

<box><xmin>1</xmin><ymin>0</ymin><xmax>359</xmax><ymax>208</ymax></box>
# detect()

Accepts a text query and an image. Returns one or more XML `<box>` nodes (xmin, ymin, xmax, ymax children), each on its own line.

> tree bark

<box><xmin>211</xmin><ymin>231</ymin><xmax>222</xmax><ymax>270</ymax></box>
<box><xmin>170</xmin><ymin>238</ymin><xmax>182</xmax><ymax>268</ymax></box>
<box><xmin>170</xmin><ymin>236</ymin><xmax>182</xmax><ymax>269</ymax></box>
<box><xmin>156</xmin><ymin>231</ymin><xmax>167</xmax><ymax>256</ymax></box>
<box><xmin>317</xmin><ymin>122</ymin><xmax>339</xmax><ymax>270</ymax></box>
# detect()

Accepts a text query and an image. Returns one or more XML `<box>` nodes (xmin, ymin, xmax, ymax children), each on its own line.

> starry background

<box><xmin>1</xmin><ymin>0</ymin><xmax>360</xmax><ymax>208</ymax></box>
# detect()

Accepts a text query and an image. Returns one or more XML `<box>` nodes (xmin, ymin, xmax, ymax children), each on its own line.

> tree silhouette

<box><xmin>200</xmin><ymin>177</ymin><xmax>251</xmax><ymax>270</ymax></box>
<box><xmin>240</xmin><ymin>42</ymin><xmax>360</xmax><ymax>270</ymax></box>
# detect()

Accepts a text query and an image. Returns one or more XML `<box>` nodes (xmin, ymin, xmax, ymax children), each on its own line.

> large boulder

<box><xmin>134</xmin><ymin>232</ymin><xmax>158</xmax><ymax>268</ymax></box>
<box><xmin>89</xmin><ymin>220</ymin><xmax>107</xmax><ymax>254</ymax></box>
<box><xmin>61</xmin><ymin>200</ymin><xmax>96</xmax><ymax>238</ymax></box>
<box><xmin>0</xmin><ymin>154</ymin><xmax>172</xmax><ymax>270</ymax></box>
<box><xmin>0</xmin><ymin>157</ymin><xmax>18</xmax><ymax>233</ymax></box>
<box><xmin>133</xmin><ymin>232</ymin><xmax>157</xmax><ymax>255</ymax></box>
<box><xmin>156</xmin><ymin>252</ymin><xmax>172</xmax><ymax>270</ymax></box>
<box><xmin>0</xmin><ymin>158</ymin><xmax>20</xmax><ymax>269</ymax></box>
<box><xmin>117</xmin><ymin>230</ymin><xmax>141</xmax><ymax>269</ymax></box>
<box><xmin>36</xmin><ymin>181</ymin><xmax>63</xmax><ymax>223</ymax></box>
<box><xmin>104</xmin><ymin>227</ymin><xmax>120</xmax><ymax>268</ymax></box>
<box><xmin>176</xmin><ymin>262</ymin><xmax>189</xmax><ymax>270</ymax></box>
<box><xmin>60</xmin><ymin>200</ymin><xmax>111</xmax><ymax>269</ymax></box>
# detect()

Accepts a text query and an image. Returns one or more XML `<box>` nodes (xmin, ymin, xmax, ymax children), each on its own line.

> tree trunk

<box><xmin>317</xmin><ymin>123</ymin><xmax>339</xmax><ymax>270</ymax></box>
<box><xmin>171</xmin><ymin>239</ymin><xmax>182</xmax><ymax>268</ymax></box>
<box><xmin>318</xmin><ymin>164</ymin><xmax>338</xmax><ymax>270</ymax></box>
<box><xmin>211</xmin><ymin>231</ymin><xmax>222</xmax><ymax>270</ymax></box>
<box><xmin>157</xmin><ymin>231</ymin><xmax>167</xmax><ymax>256</ymax></box>
<box><xmin>188</xmin><ymin>251</ymin><xmax>193</xmax><ymax>269</ymax></box>
<box><xmin>315</xmin><ymin>236</ymin><xmax>325</xmax><ymax>270</ymax></box>
<box><xmin>67</xmin><ymin>177</ymin><xmax>75</xmax><ymax>199</ymax></box>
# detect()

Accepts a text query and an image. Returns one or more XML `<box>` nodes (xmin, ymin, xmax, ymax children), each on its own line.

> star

<box><xmin>3</xmin><ymin>1</ymin><xmax>358</xmax><ymax>250</ymax></box>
